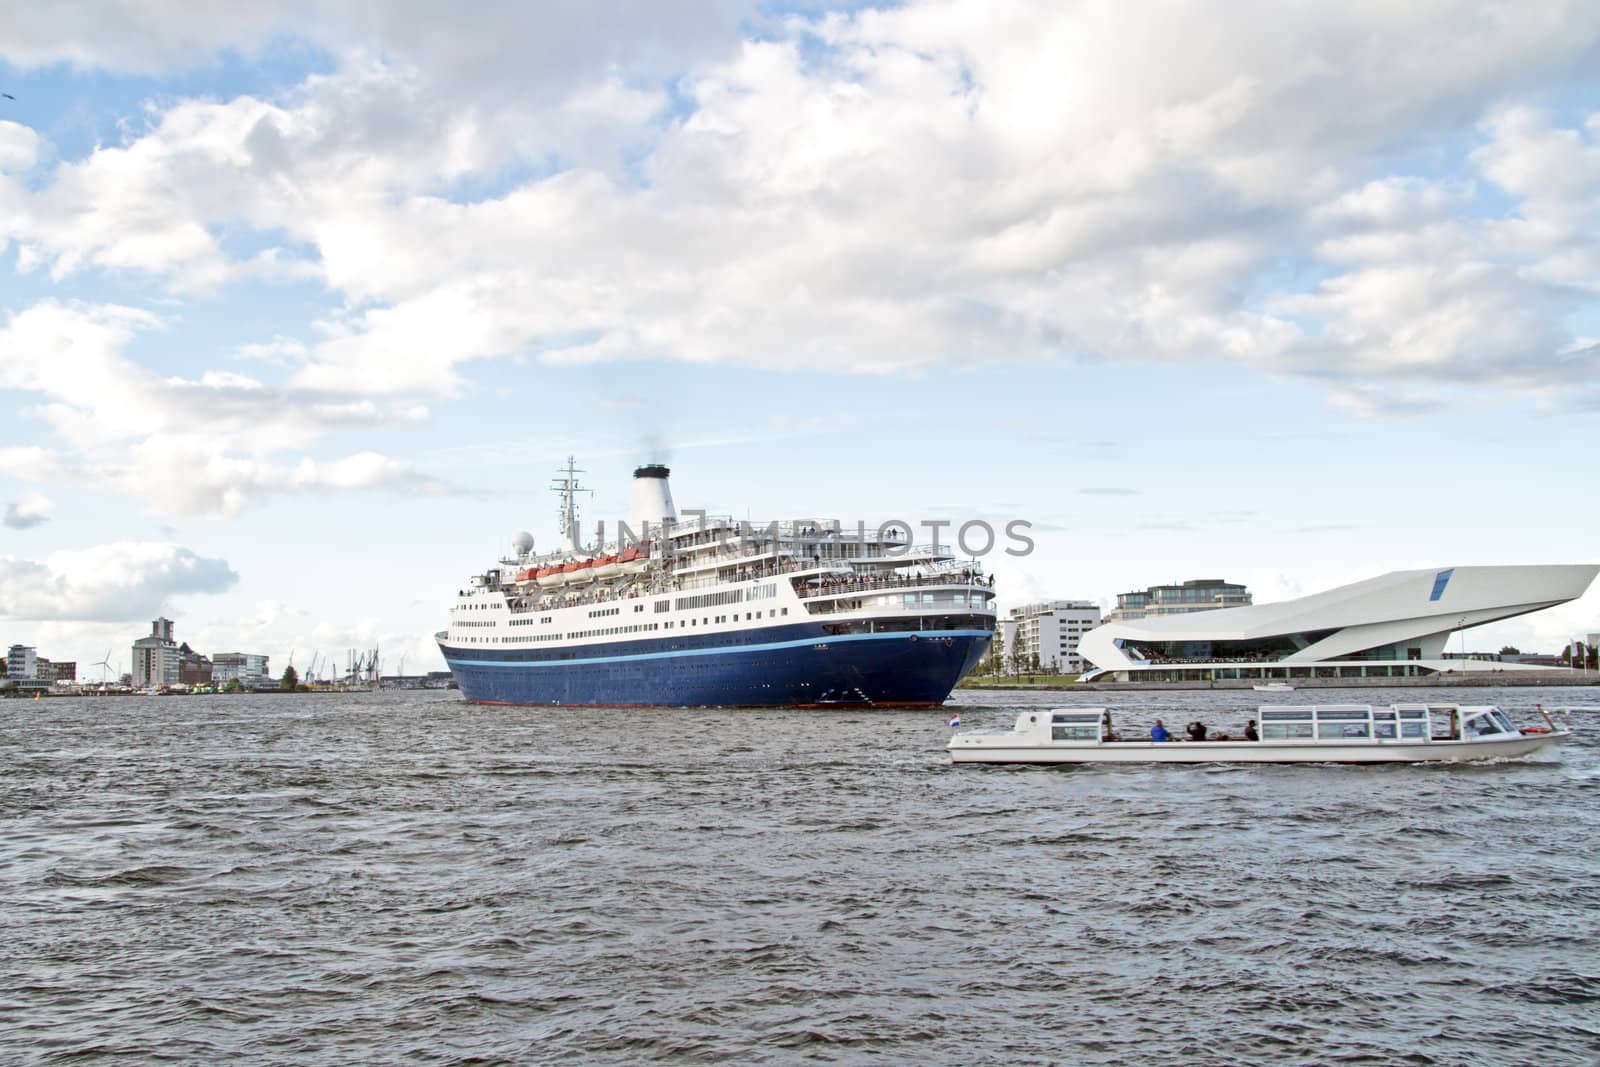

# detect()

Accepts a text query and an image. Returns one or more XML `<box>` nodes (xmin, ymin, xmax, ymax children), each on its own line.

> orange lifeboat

<box><xmin>535</xmin><ymin>565</ymin><xmax>563</xmax><ymax>588</ymax></box>
<box><xmin>565</xmin><ymin>558</ymin><xmax>596</xmax><ymax>584</ymax></box>
<box><xmin>591</xmin><ymin>554</ymin><xmax>621</xmax><ymax>580</ymax></box>
<box><xmin>618</xmin><ymin>544</ymin><xmax>652</xmax><ymax>575</ymax></box>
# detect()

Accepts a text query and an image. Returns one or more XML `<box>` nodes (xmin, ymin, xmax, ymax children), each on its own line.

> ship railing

<box><xmin>793</xmin><ymin>571</ymin><xmax>995</xmax><ymax>599</ymax></box>
<box><xmin>496</xmin><ymin>555</ymin><xmax>988</xmax><ymax>609</ymax></box>
<box><xmin>664</xmin><ymin>516</ymin><xmax>915</xmax><ymax>537</ymax></box>
<box><xmin>663</xmin><ymin>516</ymin><xmax>913</xmax><ymax>545</ymax></box>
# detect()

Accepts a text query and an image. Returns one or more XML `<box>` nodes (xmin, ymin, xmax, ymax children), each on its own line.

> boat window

<box><xmin>1314</xmin><ymin>708</ymin><xmax>1369</xmax><ymax>721</ymax></box>
<box><xmin>1261</xmin><ymin>710</ymin><xmax>1314</xmax><ymax>722</ymax></box>
<box><xmin>1400</xmin><ymin>721</ymin><xmax>1427</xmax><ymax>738</ymax></box>
<box><xmin>1490</xmin><ymin>709</ymin><xmax>1517</xmax><ymax>734</ymax></box>
<box><xmin>1397</xmin><ymin>708</ymin><xmax>1428</xmax><ymax>719</ymax></box>
<box><xmin>1466</xmin><ymin>714</ymin><xmax>1501</xmax><ymax>737</ymax></box>
<box><xmin>1051</xmin><ymin>713</ymin><xmax>1102</xmax><ymax>724</ymax></box>
<box><xmin>1262</xmin><ymin>722</ymin><xmax>1314</xmax><ymax>739</ymax></box>
<box><xmin>1373</xmin><ymin>721</ymin><xmax>1397</xmax><ymax>739</ymax></box>
<box><xmin>1318</xmin><ymin>721</ymin><xmax>1370</xmax><ymax>739</ymax></box>
<box><xmin>1051</xmin><ymin>725</ymin><xmax>1098</xmax><ymax>741</ymax></box>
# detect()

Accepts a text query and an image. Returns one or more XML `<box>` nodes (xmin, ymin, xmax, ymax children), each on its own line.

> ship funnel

<box><xmin>627</xmin><ymin>464</ymin><xmax>677</xmax><ymax>539</ymax></box>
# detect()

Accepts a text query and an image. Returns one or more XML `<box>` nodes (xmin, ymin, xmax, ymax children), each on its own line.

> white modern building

<box><xmin>132</xmin><ymin>617</ymin><xmax>181</xmax><ymax>687</ymax></box>
<box><xmin>1000</xmin><ymin>600</ymin><xmax>1103</xmax><ymax>673</ymax></box>
<box><xmin>7</xmin><ymin>644</ymin><xmax>37</xmax><ymax>680</ymax></box>
<box><xmin>1079</xmin><ymin>564</ymin><xmax>1600</xmax><ymax>683</ymax></box>
<box><xmin>213</xmin><ymin>653</ymin><xmax>271</xmax><ymax>687</ymax></box>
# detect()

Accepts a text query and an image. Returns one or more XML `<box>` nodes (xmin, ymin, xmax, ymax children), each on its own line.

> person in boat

<box><xmin>1150</xmin><ymin>719</ymin><xmax>1171</xmax><ymax>742</ymax></box>
<box><xmin>1243</xmin><ymin>719</ymin><xmax>1259</xmax><ymax>741</ymax></box>
<box><xmin>1185</xmin><ymin>721</ymin><xmax>1207</xmax><ymax>741</ymax></box>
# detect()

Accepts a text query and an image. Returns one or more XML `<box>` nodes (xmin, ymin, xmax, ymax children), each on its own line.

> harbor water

<box><xmin>3</xmin><ymin>688</ymin><xmax>1598</xmax><ymax>1065</ymax></box>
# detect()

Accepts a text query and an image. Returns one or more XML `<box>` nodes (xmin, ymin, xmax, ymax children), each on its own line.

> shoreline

<box><xmin>960</xmin><ymin>671</ymin><xmax>1600</xmax><ymax>693</ymax></box>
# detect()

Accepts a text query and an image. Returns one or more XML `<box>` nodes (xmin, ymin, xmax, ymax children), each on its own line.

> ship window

<box><xmin>1051</xmin><ymin>725</ymin><xmax>1097</xmax><ymax>741</ymax></box>
<box><xmin>1262</xmin><ymin>722</ymin><xmax>1313</xmax><ymax>739</ymax></box>
<box><xmin>1373</xmin><ymin>721</ymin><xmax>1397</xmax><ymax>739</ymax></box>
<box><xmin>1401</xmin><ymin>721</ymin><xmax>1426</xmax><ymax>738</ymax></box>
<box><xmin>1317</xmin><ymin>721</ymin><xmax>1369</xmax><ymax>740</ymax></box>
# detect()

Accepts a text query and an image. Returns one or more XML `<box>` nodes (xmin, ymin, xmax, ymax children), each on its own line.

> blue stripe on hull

<box><xmin>440</xmin><ymin>629</ymin><xmax>991</xmax><ymax>707</ymax></box>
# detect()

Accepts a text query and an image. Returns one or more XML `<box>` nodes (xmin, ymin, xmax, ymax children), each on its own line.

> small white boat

<box><xmin>948</xmin><ymin>703</ymin><xmax>1570</xmax><ymax>765</ymax></box>
<box><xmin>1253</xmin><ymin>682</ymin><xmax>1294</xmax><ymax>692</ymax></box>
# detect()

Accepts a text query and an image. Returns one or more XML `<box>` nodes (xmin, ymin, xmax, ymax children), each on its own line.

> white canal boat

<box><xmin>948</xmin><ymin>703</ymin><xmax>1570</xmax><ymax>765</ymax></box>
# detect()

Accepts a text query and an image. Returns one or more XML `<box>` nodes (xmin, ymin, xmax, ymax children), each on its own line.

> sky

<box><xmin>2</xmin><ymin>0</ymin><xmax>1598</xmax><ymax>681</ymax></box>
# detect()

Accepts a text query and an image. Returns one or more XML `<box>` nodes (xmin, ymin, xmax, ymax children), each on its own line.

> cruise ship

<box><xmin>436</xmin><ymin>462</ymin><xmax>997</xmax><ymax>706</ymax></box>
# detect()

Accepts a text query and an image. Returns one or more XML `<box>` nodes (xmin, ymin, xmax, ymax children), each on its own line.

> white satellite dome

<box><xmin>511</xmin><ymin>530</ymin><xmax>535</xmax><ymax>555</ymax></box>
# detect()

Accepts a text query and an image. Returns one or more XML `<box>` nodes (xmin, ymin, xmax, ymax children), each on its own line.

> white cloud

<box><xmin>0</xmin><ymin>300</ymin><xmax>451</xmax><ymax>516</ymax></box>
<box><xmin>0</xmin><ymin>541</ymin><xmax>238</xmax><ymax>621</ymax></box>
<box><xmin>0</xmin><ymin>120</ymin><xmax>40</xmax><ymax>171</ymax></box>
<box><xmin>1</xmin><ymin>3</ymin><xmax>1598</xmax><ymax>409</ymax></box>
<box><xmin>3</xmin><ymin>492</ymin><xmax>53</xmax><ymax>529</ymax></box>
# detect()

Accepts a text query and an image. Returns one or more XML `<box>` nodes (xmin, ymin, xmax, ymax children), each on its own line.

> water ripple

<box><xmin>1</xmin><ymin>688</ymin><xmax>1597</xmax><ymax>1064</ymax></box>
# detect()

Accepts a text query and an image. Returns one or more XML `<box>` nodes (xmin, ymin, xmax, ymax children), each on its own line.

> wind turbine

<box><xmin>94</xmin><ymin>649</ymin><xmax>113</xmax><ymax>684</ymax></box>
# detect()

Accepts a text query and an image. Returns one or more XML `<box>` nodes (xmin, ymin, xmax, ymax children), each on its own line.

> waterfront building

<box><xmin>178</xmin><ymin>643</ymin><xmax>213</xmax><ymax>685</ymax></box>
<box><xmin>1106</xmin><ymin>578</ymin><xmax>1251</xmax><ymax>623</ymax></box>
<box><xmin>212</xmin><ymin>652</ymin><xmax>270</xmax><ymax>687</ymax></box>
<box><xmin>34</xmin><ymin>658</ymin><xmax>76</xmax><ymax>683</ymax></box>
<box><xmin>132</xmin><ymin>618</ymin><xmax>181</xmax><ymax>687</ymax></box>
<box><xmin>1080</xmin><ymin>565</ymin><xmax>1599</xmax><ymax>683</ymax></box>
<box><xmin>7</xmin><ymin>644</ymin><xmax>37</xmax><ymax>680</ymax></box>
<box><xmin>1000</xmin><ymin>600</ymin><xmax>1103</xmax><ymax>673</ymax></box>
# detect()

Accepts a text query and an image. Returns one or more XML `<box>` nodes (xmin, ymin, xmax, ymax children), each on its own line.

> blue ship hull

<box><xmin>438</xmin><ymin>623</ymin><xmax>991</xmax><ymax>707</ymax></box>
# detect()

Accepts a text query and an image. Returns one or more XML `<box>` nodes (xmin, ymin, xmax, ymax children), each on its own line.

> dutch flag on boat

<box><xmin>948</xmin><ymin>713</ymin><xmax>961</xmax><ymax>728</ymax></box>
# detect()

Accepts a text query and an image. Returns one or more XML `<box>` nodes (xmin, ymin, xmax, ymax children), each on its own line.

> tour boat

<box><xmin>948</xmin><ymin>703</ymin><xmax>1570</xmax><ymax>764</ymax></box>
<box><xmin>1253</xmin><ymin>682</ymin><xmax>1294</xmax><ymax>692</ymax></box>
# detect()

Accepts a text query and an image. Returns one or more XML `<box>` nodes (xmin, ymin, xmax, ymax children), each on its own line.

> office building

<box><xmin>1106</xmin><ymin>578</ymin><xmax>1251</xmax><ymax>623</ymax></box>
<box><xmin>1000</xmin><ymin>600</ymin><xmax>1103</xmax><ymax>673</ymax></box>
<box><xmin>132</xmin><ymin>617</ymin><xmax>181</xmax><ymax>687</ymax></box>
